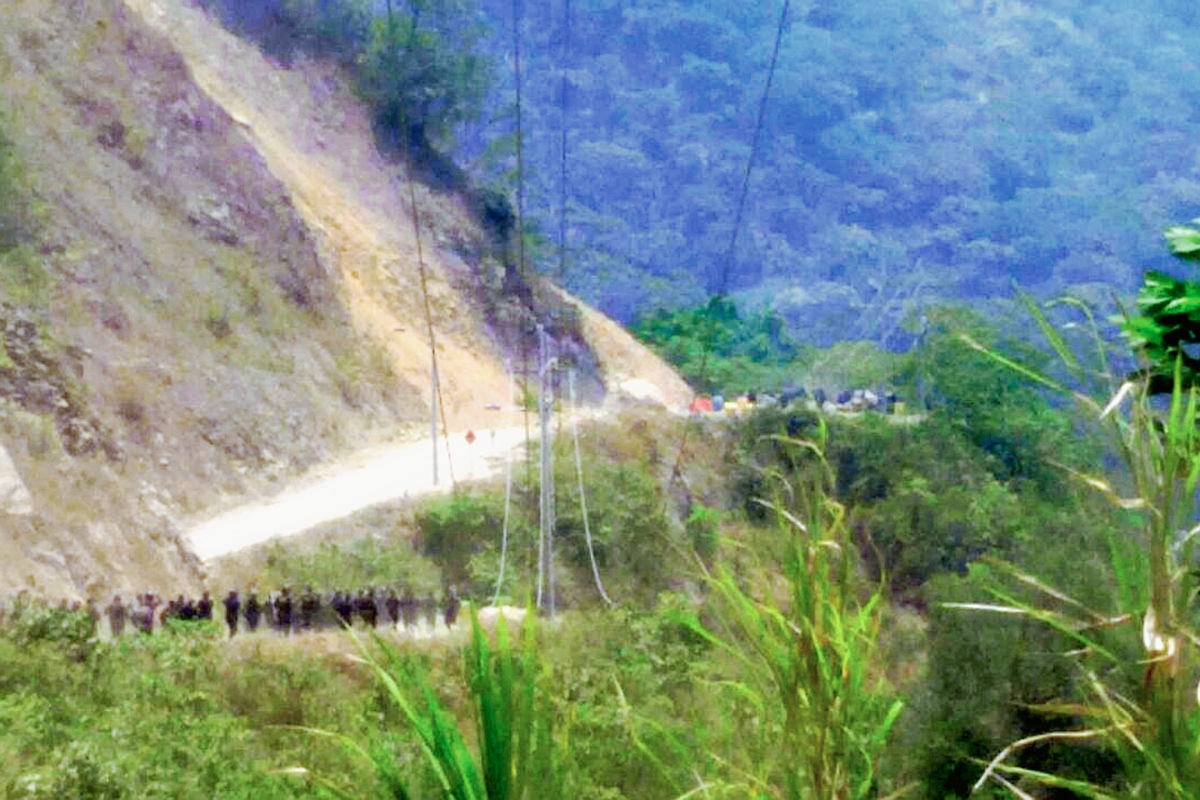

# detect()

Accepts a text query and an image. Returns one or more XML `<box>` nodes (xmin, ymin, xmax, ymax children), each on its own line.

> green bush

<box><xmin>0</xmin><ymin>104</ymin><xmax>49</xmax><ymax>308</ymax></box>
<box><xmin>417</xmin><ymin>489</ymin><xmax>511</xmax><ymax>592</ymax></box>
<box><xmin>634</xmin><ymin>296</ymin><xmax>814</xmax><ymax>393</ymax></box>
<box><xmin>359</xmin><ymin>3</ymin><xmax>492</xmax><ymax>150</ymax></box>
<box><xmin>0</xmin><ymin>106</ymin><xmax>35</xmax><ymax>250</ymax></box>
<box><xmin>257</xmin><ymin>535</ymin><xmax>441</xmax><ymax>593</ymax></box>
<box><xmin>684</xmin><ymin>503</ymin><xmax>721</xmax><ymax>561</ymax></box>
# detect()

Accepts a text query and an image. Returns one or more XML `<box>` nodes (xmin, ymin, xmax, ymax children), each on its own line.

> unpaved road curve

<box><xmin>185</xmin><ymin>426</ymin><xmax>529</xmax><ymax>561</ymax></box>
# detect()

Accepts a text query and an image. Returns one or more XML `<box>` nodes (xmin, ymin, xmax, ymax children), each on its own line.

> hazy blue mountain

<box><xmin>460</xmin><ymin>0</ymin><xmax>1200</xmax><ymax>344</ymax></box>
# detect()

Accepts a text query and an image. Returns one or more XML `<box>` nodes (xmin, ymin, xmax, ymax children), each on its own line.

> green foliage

<box><xmin>1121</xmin><ymin>225</ymin><xmax>1200</xmax><ymax>389</ymax></box>
<box><xmin>684</xmin><ymin>503</ymin><xmax>721</xmax><ymax>561</ymax></box>
<box><xmin>806</xmin><ymin>340</ymin><xmax>906</xmax><ymax>392</ymax></box>
<box><xmin>259</xmin><ymin>535</ymin><xmax>441</xmax><ymax>593</ymax></box>
<box><xmin>359</xmin><ymin>1</ymin><xmax>492</xmax><ymax>149</ymax></box>
<box><xmin>317</xmin><ymin>608</ymin><xmax>568</xmax><ymax>800</ymax></box>
<box><xmin>418</xmin><ymin>490</ymin><xmax>512</xmax><ymax>592</ymax></box>
<box><xmin>0</xmin><ymin>106</ymin><xmax>35</xmax><ymax>251</ymax></box>
<box><xmin>201</xmin><ymin>0</ymin><xmax>491</xmax><ymax>152</ymax></box>
<box><xmin>553</xmin><ymin>447</ymin><xmax>679</xmax><ymax>603</ymax></box>
<box><xmin>931</xmin><ymin>284</ymin><xmax>1200</xmax><ymax>796</ymax></box>
<box><xmin>634</xmin><ymin>296</ymin><xmax>813</xmax><ymax>393</ymax></box>
<box><xmin>541</xmin><ymin>600</ymin><xmax>712</xmax><ymax>799</ymax></box>
<box><xmin>5</xmin><ymin>600</ymin><xmax>95</xmax><ymax>650</ymax></box>
<box><xmin>0</xmin><ymin>104</ymin><xmax>48</xmax><ymax>308</ymax></box>
<box><xmin>0</xmin><ymin>616</ymin><xmax>342</xmax><ymax>799</ymax></box>
<box><xmin>464</xmin><ymin>0</ymin><xmax>1194</xmax><ymax>329</ymax></box>
<box><xmin>676</xmin><ymin>425</ymin><xmax>903</xmax><ymax>799</ymax></box>
<box><xmin>907</xmin><ymin>306</ymin><xmax>1098</xmax><ymax>490</ymax></box>
<box><xmin>739</xmin><ymin>369</ymin><xmax>1096</xmax><ymax>596</ymax></box>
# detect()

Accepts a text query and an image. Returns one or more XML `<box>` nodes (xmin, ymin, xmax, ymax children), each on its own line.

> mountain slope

<box><xmin>0</xmin><ymin>0</ymin><xmax>688</xmax><ymax>601</ymax></box>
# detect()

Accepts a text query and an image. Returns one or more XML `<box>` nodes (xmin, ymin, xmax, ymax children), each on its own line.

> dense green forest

<box><xmin>465</xmin><ymin>0</ymin><xmax>1200</xmax><ymax>339</ymax></box>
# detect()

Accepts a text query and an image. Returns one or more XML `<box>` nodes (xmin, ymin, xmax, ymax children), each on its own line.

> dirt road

<box><xmin>185</xmin><ymin>425</ymin><xmax>528</xmax><ymax>561</ymax></box>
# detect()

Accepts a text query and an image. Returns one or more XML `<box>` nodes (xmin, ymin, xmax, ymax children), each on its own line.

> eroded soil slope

<box><xmin>0</xmin><ymin>0</ymin><xmax>407</xmax><ymax>598</ymax></box>
<box><xmin>0</xmin><ymin>0</ymin><xmax>688</xmax><ymax>600</ymax></box>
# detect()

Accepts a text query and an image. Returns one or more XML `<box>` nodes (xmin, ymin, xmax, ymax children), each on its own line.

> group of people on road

<box><xmin>691</xmin><ymin>387</ymin><xmax>904</xmax><ymax>416</ymax></box>
<box><xmin>207</xmin><ymin>586</ymin><xmax>461</xmax><ymax>638</ymax></box>
<box><xmin>2</xmin><ymin>586</ymin><xmax>464</xmax><ymax>640</ymax></box>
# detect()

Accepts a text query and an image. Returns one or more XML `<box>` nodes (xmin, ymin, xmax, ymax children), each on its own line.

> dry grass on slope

<box><xmin>0</xmin><ymin>0</ymin><xmax>418</xmax><ymax>598</ymax></box>
<box><xmin>542</xmin><ymin>282</ymin><xmax>693</xmax><ymax>410</ymax></box>
<box><xmin>124</xmin><ymin>0</ymin><xmax>517</xmax><ymax>429</ymax></box>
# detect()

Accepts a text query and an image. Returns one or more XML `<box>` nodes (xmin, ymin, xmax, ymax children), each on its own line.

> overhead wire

<box><xmin>555</xmin><ymin>0</ymin><xmax>610</xmax><ymax>605</ymax></box>
<box><xmin>393</xmin><ymin>2</ymin><xmax>457</xmax><ymax>488</ymax></box>
<box><xmin>509</xmin><ymin>0</ymin><xmax>545</xmax><ymax>609</ymax></box>
<box><xmin>570</xmin><ymin>368</ymin><xmax>614</xmax><ymax>605</ymax></box>
<box><xmin>557</xmin><ymin>0</ymin><xmax>571</xmax><ymax>284</ymax></box>
<box><xmin>492</xmin><ymin>361</ymin><xmax>516</xmax><ymax>606</ymax></box>
<box><xmin>668</xmin><ymin>0</ymin><xmax>791</xmax><ymax>484</ymax></box>
<box><xmin>512</xmin><ymin>0</ymin><xmax>534</xmax><ymax>501</ymax></box>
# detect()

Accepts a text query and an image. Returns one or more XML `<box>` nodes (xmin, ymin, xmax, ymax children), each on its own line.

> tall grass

<box><xmin>314</xmin><ymin>606</ymin><xmax>566</xmax><ymax>800</ymax></box>
<box><xmin>949</xmin><ymin>295</ymin><xmax>1200</xmax><ymax>797</ymax></box>
<box><xmin>676</xmin><ymin>420</ymin><xmax>905</xmax><ymax>800</ymax></box>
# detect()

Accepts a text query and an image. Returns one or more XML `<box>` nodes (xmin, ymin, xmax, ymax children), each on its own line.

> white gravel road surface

<box><xmin>186</xmin><ymin>426</ymin><xmax>529</xmax><ymax>561</ymax></box>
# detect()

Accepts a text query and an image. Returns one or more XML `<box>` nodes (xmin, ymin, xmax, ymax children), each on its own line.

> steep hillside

<box><xmin>0</xmin><ymin>0</ymin><xmax>688</xmax><ymax>601</ymax></box>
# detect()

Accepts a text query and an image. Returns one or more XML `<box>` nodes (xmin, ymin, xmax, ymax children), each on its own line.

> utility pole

<box><xmin>536</xmin><ymin>324</ymin><xmax>557</xmax><ymax>617</ymax></box>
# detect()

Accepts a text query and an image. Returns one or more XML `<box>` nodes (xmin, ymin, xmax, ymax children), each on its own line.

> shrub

<box><xmin>684</xmin><ymin>503</ymin><xmax>721</xmax><ymax>561</ymax></box>
<box><xmin>417</xmin><ymin>490</ymin><xmax>510</xmax><ymax>591</ymax></box>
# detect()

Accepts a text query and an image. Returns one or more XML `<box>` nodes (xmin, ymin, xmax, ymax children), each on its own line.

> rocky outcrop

<box><xmin>0</xmin><ymin>444</ymin><xmax>32</xmax><ymax>516</ymax></box>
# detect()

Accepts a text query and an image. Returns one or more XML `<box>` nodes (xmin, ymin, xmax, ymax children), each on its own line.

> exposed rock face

<box><xmin>0</xmin><ymin>0</ymin><xmax>689</xmax><ymax>601</ymax></box>
<box><xmin>0</xmin><ymin>444</ymin><xmax>33</xmax><ymax>516</ymax></box>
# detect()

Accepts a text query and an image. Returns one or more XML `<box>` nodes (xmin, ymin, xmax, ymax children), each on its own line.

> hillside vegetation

<box><xmin>5</xmin><ymin>290</ymin><xmax>1196</xmax><ymax>797</ymax></box>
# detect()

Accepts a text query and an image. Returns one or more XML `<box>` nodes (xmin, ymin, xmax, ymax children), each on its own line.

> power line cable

<box><xmin>570</xmin><ymin>368</ymin><xmax>614</xmax><ymax>605</ymax></box>
<box><xmin>387</xmin><ymin>0</ymin><xmax>457</xmax><ymax>488</ymax></box>
<box><xmin>512</xmin><ymin>0</ymin><xmax>536</xmax><ymax>505</ymax></box>
<box><xmin>405</xmin><ymin>156</ymin><xmax>456</xmax><ymax>487</ymax></box>
<box><xmin>492</xmin><ymin>361</ymin><xmax>516</xmax><ymax>606</ymax></box>
<box><xmin>669</xmin><ymin>0</ymin><xmax>791</xmax><ymax>483</ymax></box>
<box><xmin>557</xmin><ymin>0</ymin><xmax>571</xmax><ymax>284</ymax></box>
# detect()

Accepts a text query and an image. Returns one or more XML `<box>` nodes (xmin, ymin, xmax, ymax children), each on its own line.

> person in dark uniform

<box><xmin>196</xmin><ymin>591</ymin><xmax>213</xmax><ymax>622</ymax></box>
<box><xmin>333</xmin><ymin>590</ymin><xmax>353</xmax><ymax>628</ymax></box>
<box><xmin>400</xmin><ymin>588</ymin><xmax>418</xmax><ymax>631</ymax></box>
<box><xmin>223</xmin><ymin>590</ymin><xmax>240</xmax><ymax>638</ymax></box>
<box><xmin>107</xmin><ymin>595</ymin><xmax>127</xmax><ymax>638</ymax></box>
<box><xmin>276</xmin><ymin>588</ymin><xmax>294</xmax><ymax>635</ymax></box>
<box><xmin>299</xmin><ymin>587</ymin><xmax>319</xmax><ymax>632</ymax></box>
<box><xmin>178</xmin><ymin>594</ymin><xmax>195</xmax><ymax>623</ymax></box>
<box><xmin>385</xmin><ymin>589</ymin><xmax>401</xmax><ymax>630</ymax></box>
<box><xmin>443</xmin><ymin>588</ymin><xmax>460</xmax><ymax>630</ymax></box>
<box><xmin>244</xmin><ymin>590</ymin><xmax>262</xmax><ymax>632</ymax></box>
<box><xmin>356</xmin><ymin>589</ymin><xmax>378</xmax><ymax>628</ymax></box>
<box><xmin>145</xmin><ymin>594</ymin><xmax>161</xmax><ymax>634</ymax></box>
<box><xmin>85</xmin><ymin>599</ymin><xmax>99</xmax><ymax>638</ymax></box>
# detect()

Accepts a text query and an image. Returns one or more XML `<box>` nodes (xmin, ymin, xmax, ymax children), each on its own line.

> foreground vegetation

<box><xmin>13</xmin><ymin>220</ymin><xmax>1200</xmax><ymax>796</ymax></box>
<box><xmin>0</xmin><ymin>307</ymin><xmax>1156</xmax><ymax>798</ymax></box>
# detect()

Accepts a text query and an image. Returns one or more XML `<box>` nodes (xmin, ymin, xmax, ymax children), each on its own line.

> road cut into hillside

<box><xmin>186</xmin><ymin>424</ymin><xmax>530</xmax><ymax>561</ymax></box>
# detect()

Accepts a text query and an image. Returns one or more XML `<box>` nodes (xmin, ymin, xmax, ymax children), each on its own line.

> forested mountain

<box><xmin>463</xmin><ymin>0</ymin><xmax>1200</xmax><ymax>343</ymax></box>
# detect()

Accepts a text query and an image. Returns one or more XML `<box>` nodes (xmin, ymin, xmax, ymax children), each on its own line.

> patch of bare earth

<box><xmin>125</xmin><ymin>0</ymin><xmax>518</xmax><ymax>429</ymax></box>
<box><xmin>0</xmin><ymin>0</ymin><xmax>688</xmax><ymax>600</ymax></box>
